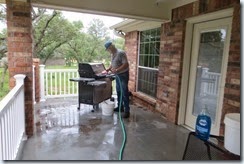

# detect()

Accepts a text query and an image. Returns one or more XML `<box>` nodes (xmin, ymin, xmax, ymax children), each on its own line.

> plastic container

<box><xmin>195</xmin><ymin>105</ymin><xmax>211</xmax><ymax>141</ymax></box>
<box><xmin>101</xmin><ymin>100</ymin><xmax>115</xmax><ymax>116</ymax></box>
<box><xmin>224</xmin><ymin>113</ymin><xmax>240</xmax><ymax>155</ymax></box>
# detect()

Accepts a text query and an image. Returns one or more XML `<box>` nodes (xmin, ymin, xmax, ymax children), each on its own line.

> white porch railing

<box><xmin>0</xmin><ymin>74</ymin><xmax>26</xmax><ymax>160</ymax></box>
<box><xmin>40</xmin><ymin>65</ymin><xmax>79</xmax><ymax>100</ymax></box>
<box><xmin>39</xmin><ymin>65</ymin><xmax>117</xmax><ymax>100</ymax></box>
<box><xmin>201</xmin><ymin>68</ymin><xmax>221</xmax><ymax>96</ymax></box>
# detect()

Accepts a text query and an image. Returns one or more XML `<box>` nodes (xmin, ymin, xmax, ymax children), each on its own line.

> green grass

<box><xmin>46</xmin><ymin>71</ymin><xmax>78</xmax><ymax>95</ymax></box>
<box><xmin>45</xmin><ymin>65</ymin><xmax>116</xmax><ymax>95</ymax></box>
<box><xmin>46</xmin><ymin>65</ymin><xmax>77</xmax><ymax>69</ymax></box>
<box><xmin>0</xmin><ymin>66</ymin><xmax>78</xmax><ymax>100</ymax></box>
<box><xmin>44</xmin><ymin>65</ymin><xmax>78</xmax><ymax>95</ymax></box>
<box><xmin>0</xmin><ymin>68</ymin><xmax>10</xmax><ymax>101</ymax></box>
<box><xmin>0</xmin><ymin>65</ymin><xmax>116</xmax><ymax>100</ymax></box>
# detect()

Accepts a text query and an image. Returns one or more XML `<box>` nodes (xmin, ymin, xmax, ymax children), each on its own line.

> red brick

<box><xmin>7</xmin><ymin>0</ymin><xmax>34</xmax><ymax>137</ymax></box>
<box><xmin>128</xmin><ymin>1</ymin><xmax>240</xmax><ymax>137</ymax></box>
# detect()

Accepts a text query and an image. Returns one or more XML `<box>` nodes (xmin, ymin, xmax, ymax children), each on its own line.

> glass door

<box><xmin>185</xmin><ymin>17</ymin><xmax>232</xmax><ymax>135</ymax></box>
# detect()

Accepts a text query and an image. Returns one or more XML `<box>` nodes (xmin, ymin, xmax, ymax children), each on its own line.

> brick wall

<box><xmin>156</xmin><ymin>5</ymin><xmax>189</xmax><ymax>122</ymax></box>
<box><xmin>125</xmin><ymin>31</ymin><xmax>139</xmax><ymax>92</ymax></box>
<box><xmin>220</xmin><ymin>3</ymin><xmax>240</xmax><ymax>135</ymax></box>
<box><xmin>6</xmin><ymin>0</ymin><xmax>34</xmax><ymax>136</ymax></box>
<box><xmin>161</xmin><ymin>0</ymin><xmax>240</xmax><ymax>133</ymax></box>
<box><xmin>124</xmin><ymin>31</ymin><xmax>158</xmax><ymax>111</ymax></box>
<box><xmin>128</xmin><ymin>0</ymin><xmax>240</xmax><ymax>135</ymax></box>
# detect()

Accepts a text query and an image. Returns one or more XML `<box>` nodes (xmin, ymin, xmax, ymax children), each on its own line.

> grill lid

<box><xmin>78</xmin><ymin>63</ymin><xmax>106</xmax><ymax>79</ymax></box>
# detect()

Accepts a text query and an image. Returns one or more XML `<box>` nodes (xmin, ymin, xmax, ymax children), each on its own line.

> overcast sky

<box><xmin>0</xmin><ymin>9</ymin><xmax>124</xmax><ymax>38</ymax></box>
<box><xmin>62</xmin><ymin>11</ymin><xmax>123</xmax><ymax>30</ymax></box>
<box><xmin>61</xmin><ymin>10</ymin><xmax>124</xmax><ymax>38</ymax></box>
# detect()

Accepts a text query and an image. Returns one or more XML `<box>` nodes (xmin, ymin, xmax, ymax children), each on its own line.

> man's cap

<box><xmin>104</xmin><ymin>41</ymin><xmax>112</xmax><ymax>50</ymax></box>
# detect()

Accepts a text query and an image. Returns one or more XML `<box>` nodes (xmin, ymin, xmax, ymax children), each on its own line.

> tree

<box><xmin>0</xmin><ymin>4</ymin><xmax>6</xmax><ymax>22</ymax></box>
<box><xmin>86</xmin><ymin>18</ymin><xmax>109</xmax><ymax>60</ymax></box>
<box><xmin>0</xmin><ymin>29</ymin><xmax>7</xmax><ymax>59</ymax></box>
<box><xmin>0</xmin><ymin>5</ymin><xmax>7</xmax><ymax>90</ymax></box>
<box><xmin>0</xmin><ymin>57</ymin><xmax>7</xmax><ymax>89</ymax></box>
<box><xmin>199</xmin><ymin>31</ymin><xmax>224</xmax><ymax>73</ymax></box>
<box><xmin>33</xmin><ymin>10</ymin><xmax>83</xmax><ymax>64</ymax></box>
<box><xmin>0</xmin><ymin>5</ymin><xmax>7</xmax><ymax>59</ymax></box>
<box><xmin>56</xmin><ymin>28</ymin><xmax>89</xmax><ymax>64</ymax></box>
<box><xmin>60</xmin><ymin>18</ymin><xmax>111</xmax><ymax>64</ymax></box>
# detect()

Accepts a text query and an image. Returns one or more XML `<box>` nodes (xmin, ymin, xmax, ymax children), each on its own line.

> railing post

<box><xmin>32</xmin><ymin>65</ymin><xmax>36</xmax><ymax>104</ymax></box>
<box><xmin>39</xmin><ymin>65</ymin><xmax>46</xmax><ymax>102</ymax></box>
<box><xmin>202</xmin><ymin>67</ymin><xmax>209</xmax><ymax>77</ymax></box>
<box><xmin>202</xmin><ymin>67</ymin><xmax>209</xmax><ymax>96</ymax></box>
<box><xmin>14</xmin><ymin>74</ymin><xmax>26</xmax><ymax>85</ymax></box>
<box><xmin>196</xmin><ymin>66</ymin><xmax>202</xmax><ymax>97</ymax></box>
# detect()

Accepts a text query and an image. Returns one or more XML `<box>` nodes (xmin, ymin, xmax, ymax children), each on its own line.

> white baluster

<box><xmin>39</xmin><ymin>65</ymin><xmax>46</xmax><ymax>101</ymax></box>
<box><xmin>32</xmin><ymin>65</ymin><xmax>36</xmax><ymax>104</ymax></box>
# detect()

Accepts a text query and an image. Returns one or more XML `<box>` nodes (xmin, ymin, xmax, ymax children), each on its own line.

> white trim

<box><xmin>136</xmin><ymin>28</ymin><xmax>160</xmax><ymax>97</ymax></box>
<box><xmin>186</xmin><ymin>8</ymin><xmax>234</xmax><ymax>23</ymax></box>
<box><xmin>138</xmin><ymin>66</ymin><xmax>159</xmax><ymax>71</ymax></box>
<box><xmin>178</xmin><ymin>8</ymin><xmax>233</xmax><ymax>130</ymax></box>
<box><xmin>178</xmin><ymin>21</ymin><xmax>193</xmax><ymax>125</ymax></box>
<box><xmin>185</xmin><ymin>18</ymin><xmax>232</xmax><ymax>135</ymax></box>
<box><xmin>136</xmin><ymin>32</ymin><xmax>141</xmax><ymax>93</ymax></box>
<box><xmin>110</xmin><ymin>19</ymin><xmax>163</xmax><ymax>33</ymax></box>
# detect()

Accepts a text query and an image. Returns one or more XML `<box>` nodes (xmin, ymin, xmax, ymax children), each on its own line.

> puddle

<box><xmin>35</xmin><ymin>105</ymin><xmax>80</xmax><ymax>133</ymax></box>
<box><xmin>151</xmin><ymin>120</ymin><xmax>167</xmax><ymax>129</ymax></box>
<box><xmin>79</xmin><ymin>118</ymin><xmax>102</xmax><ymax>135</ymax></box>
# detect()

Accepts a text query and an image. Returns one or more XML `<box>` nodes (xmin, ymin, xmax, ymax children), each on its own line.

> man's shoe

<box><xmin>123</xmin><ymin>112</ymin><xmax>130</xmax><ymax>118</ymax></box>
<box><xmin>114</xmin><ymin>107</ymin><xmax>124</xmax><ymax>112</ymax></box>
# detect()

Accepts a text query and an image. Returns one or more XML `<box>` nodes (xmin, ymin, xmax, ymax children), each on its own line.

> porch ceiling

<box><xmin>31</xmin><ymin>0</ymin><xmax>197</xmax><ymax>22</ymax></box>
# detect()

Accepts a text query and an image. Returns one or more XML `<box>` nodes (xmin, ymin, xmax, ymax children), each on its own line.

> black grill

<box><xmin>70</xmin><ymin>63</ymin><xmax>112</xmax><ymax>110</ymax></box>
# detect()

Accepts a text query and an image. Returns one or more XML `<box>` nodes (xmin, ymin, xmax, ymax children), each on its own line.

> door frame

<box><xmin>178</xmin><ymin>8</ymin><xmax>233</xmax><ymax>134</ymax></box>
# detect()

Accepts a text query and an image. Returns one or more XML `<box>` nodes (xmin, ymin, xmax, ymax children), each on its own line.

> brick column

<box><xmin>6</xmin><ymin>0</ymin><xmax>34</xmax><ymax>136</ymax></box>
<box><xmin>125</xmin><ymin>31</ymin><xmax>139</xmax><ymax>92</ymax></box>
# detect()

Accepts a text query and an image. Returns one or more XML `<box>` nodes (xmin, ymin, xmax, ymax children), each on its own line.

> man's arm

<box><xmin>113</xmin><ymin>63</ymin><xmax>129</xmax><ymax>73</ymax></box>
<box><xmin>106</xmin><ymin>65</ymin><xmax>112</xmax><ymax>72</ymax></box>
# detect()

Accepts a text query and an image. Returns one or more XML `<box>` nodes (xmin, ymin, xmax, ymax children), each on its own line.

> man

<box><xmin>104</xmin><ymin>41</ymin><xmax>130</xmax><ymax>118</ymax></box>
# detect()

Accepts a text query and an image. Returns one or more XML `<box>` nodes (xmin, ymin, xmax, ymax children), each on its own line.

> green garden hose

<box><xmin>115</xmin><ymin>75</ymin><xmax>127</xmax><ymax>160</ymax></box>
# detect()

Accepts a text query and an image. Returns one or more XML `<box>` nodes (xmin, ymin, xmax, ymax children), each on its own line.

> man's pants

<box><xmin>116</xmin><ymin>71</ymin><xmax>130</xmax><ymax>113</ymax></box>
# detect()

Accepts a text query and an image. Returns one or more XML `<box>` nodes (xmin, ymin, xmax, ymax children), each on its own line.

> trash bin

<box><xmin>224</xmin><ymin>113</ymin><xmax>240</xmax><ymax>155</ymax></box>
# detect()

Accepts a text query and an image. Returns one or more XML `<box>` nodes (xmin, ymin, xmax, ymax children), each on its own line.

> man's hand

<box><xmin>111</xmin><ymin>68</ymin><xmax>117</xmax><ymax>73</ymax></box>
<box><xmin>101</xmin><ymin>70</ymin><xmax>108</xmax><ymax>74</ymax></box>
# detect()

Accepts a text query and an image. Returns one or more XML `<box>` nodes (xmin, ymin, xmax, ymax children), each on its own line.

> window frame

<box><xmin>136</xmin><ymin>27</ymin><xmax>161</xmax><ymax>98</ymax></box>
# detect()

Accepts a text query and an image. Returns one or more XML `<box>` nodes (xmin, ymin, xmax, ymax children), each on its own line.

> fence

<box><xmin>40</xmin><ymin>65</ymin><xmax>79</xmax><ymax>100</ymax></box>
<box><xmin>0</xmin><ymin>74</ymin><xmax>26</xmax><ymax>160</ymax></box>
<box><xmin>198</xmin><ymin>67</ymin><xmax>221</xmax><ymax>97</ymax></box>
<box><xmin>39</xmin><ymin>65</ymin><xmax>116</xmax><ymax>101</ymax></box>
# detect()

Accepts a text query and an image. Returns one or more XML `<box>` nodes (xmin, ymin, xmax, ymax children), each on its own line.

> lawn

<box><xmin>0</xmin><ymin>65</ymin><xmax>76</xmax><ymax>100</ymax></box>
<box><xmin>0</xmin><ymin>68</ymin><xmax>9</xmax><ymax>101</ymax></box>
<box><xmin>45</xmin><ymin>66</ymin><xmax>79</xmax><ymax>95</ymax></box>
<box><xmin>0</xmin><ymin>65</ymin><xmax>116</xmax><ymax>101</ymax></box>
<box><xmin>46</xmin><ymin>65</ymin><xmax>77</xmax><ymax>69</ymax></box>
<box><xmin>45</xmin><ymin>65</ymin><xmax>116</xmax><ymax>95</ymax></box>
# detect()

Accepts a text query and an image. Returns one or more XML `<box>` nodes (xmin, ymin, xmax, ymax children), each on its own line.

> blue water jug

<box><xmin>195</xmin><ymin>105</ymin><xmax>211</xmax><ymax>141</ymax></box>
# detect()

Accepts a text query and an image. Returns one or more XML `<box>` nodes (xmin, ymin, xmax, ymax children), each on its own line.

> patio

<box><xmin>20</xmin><ymin>97</ymin><xmax>190</xmax><ymax>160</ymax></box>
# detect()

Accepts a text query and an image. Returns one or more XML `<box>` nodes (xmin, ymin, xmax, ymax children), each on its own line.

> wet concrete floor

<box><xmin>20</xmin><ymin>97</ymin><xmax>190</xmax><ymax>160</ymax></box>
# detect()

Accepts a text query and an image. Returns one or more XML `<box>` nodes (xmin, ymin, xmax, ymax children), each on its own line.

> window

<box><xmin>137</xmin><ymin>28</ymin><xmax>160</xmax><ymax>98</ymax></box>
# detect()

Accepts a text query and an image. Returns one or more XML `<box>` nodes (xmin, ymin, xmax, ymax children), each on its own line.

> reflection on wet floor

<box><xmin>36</xmin><ymin>103</ymin><xmax>113</xmax><ymax>135</ymax></box>
<box><xmin>37</xmin><ymin>105</ymin><xmax>79</xmax><ymax>132</ymax></box>
<box><xmin>21</xmin><ymin>97</ymin><xmax>190</xmax><ymax>160</ymax></box>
